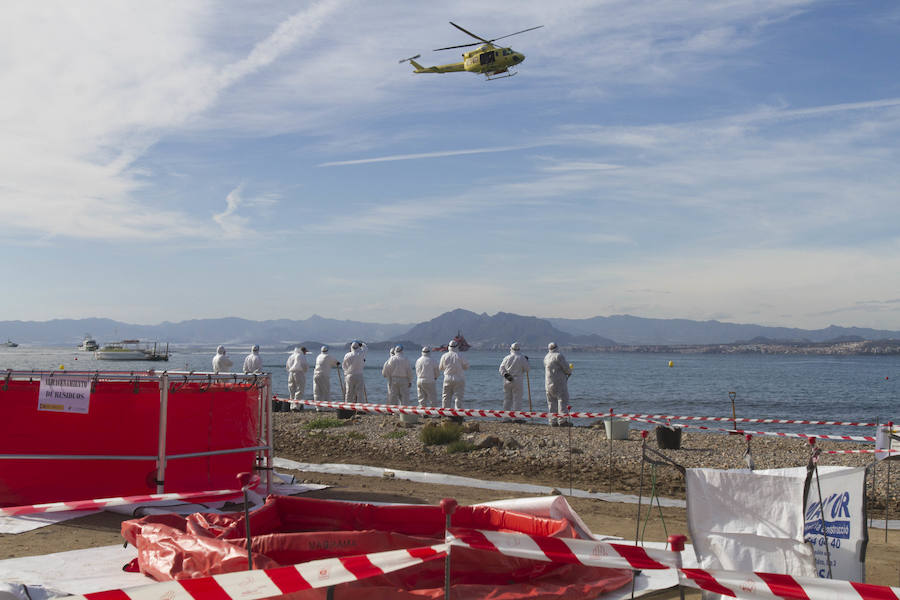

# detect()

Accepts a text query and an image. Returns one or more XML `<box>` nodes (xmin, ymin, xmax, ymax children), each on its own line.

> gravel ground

<box><xmin>273</xmin><ymin>409</ymin><xmax>900</xmax><ymax>510</ymax></box>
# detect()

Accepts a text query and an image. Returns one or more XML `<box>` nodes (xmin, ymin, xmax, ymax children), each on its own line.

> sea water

<box><xmin>1</xmin><ymin>347</ymin><xmax>897</xmax><ymax>437</ymax></box>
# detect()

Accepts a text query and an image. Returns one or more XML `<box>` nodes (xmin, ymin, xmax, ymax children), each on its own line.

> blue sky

<box><xmin>2</xmin><ymin>1</ymin><xmax>900</xmax><ymax>329</ymax></box>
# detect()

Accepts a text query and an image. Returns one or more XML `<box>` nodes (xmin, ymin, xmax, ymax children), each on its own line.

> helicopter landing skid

<box><xmin>485</xmin><ymin>68</ymin><xmax>517</xmax><ymax>80</ymax></box>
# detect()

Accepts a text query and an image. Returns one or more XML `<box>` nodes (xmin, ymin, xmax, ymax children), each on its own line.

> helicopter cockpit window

<box><xmin>502</xmin><ymin>49</ymin><xmax>510</xmax><ymax>56</ymax></box>
<box><xmin>479</xmin><ymin>51</ymin><xmax>496</xmax><ymax>65</ymax></box>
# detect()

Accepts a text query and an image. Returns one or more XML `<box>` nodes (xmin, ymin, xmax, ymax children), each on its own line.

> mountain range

<box><xmin>1</xmin><ymin>310</ymin><xmax>898</xmax><ymax>349</ymax></box>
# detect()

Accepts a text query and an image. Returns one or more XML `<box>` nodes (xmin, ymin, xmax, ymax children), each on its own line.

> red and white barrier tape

<box><xmin>297</xmin><ymin>400</ymin><xmax>878</xmax><ymax>442</ymax></box>
<box><xmin>617</xmin><ymin>413</ymin><xmax>877</xmax><ymax>427</ymax></box>
<box><xmin>58</xmin><ymin>523</ymin><xmax>900</xmax><ymax>600</ymax></box>
<box><xmin>631</xmin><ymin>415</ymin><xmax>876</xmax><ymax>442</ymax></box>
<box><xmin>0</xmin><ymin>487</ymin><xmax>249</xmax><ymax>517</ymax></box>
<box><xmin>449</xmin><ymin>528</ymin><xmax>900</xmax><ymax>600</ymax></box>
<box><xmin>448</xmin><ymin>528</ymin><xmax>679</xmax><ymax>571</ymax></box>
<box><xmin>62</xmin><ymin>543</ymin><xmax>447</xmax><ymax>600</ymax></box>
<box><xmin>820</xmin><ymin>448</ymin><xmax>899</xmax><ymax>455</ymax></box>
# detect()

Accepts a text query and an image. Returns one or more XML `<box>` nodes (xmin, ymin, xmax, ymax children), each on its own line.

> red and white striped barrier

<box><xmin>62</xmin><ymin>543</ymin><xmax>447</xmax><ymax>600</ymax></box>
<box><xmin>0</xmin><ymin>487</ymin><xmax>252</xmax><ymax>517</ymax></box>
<box><xmin>449</xmin><ymin>528</ymin><xmax>900</xmax><ymax>600</ymax></box>
<box><xmin>448</xmin><ymin>527</ymin><xmax>680</xmax><ymax>571</ymax></box>
<box><xmin>617</xmin><ymin>414</ymin><xmax>877</xmax><ymax>427</ymax></box>
<box><xmin>631</xmin><ymin>415</ymin><xmax>877</xmax><ymax>442</ymax></box>
<box><xmin>296</xmin><ymin>400</ymin><xmax>878</xmax><ymax>442</ymax></box>
<box><xmin>58</xmin><ymin>522</ymin><xmax>900</xmax><ymax>600</ymax></box>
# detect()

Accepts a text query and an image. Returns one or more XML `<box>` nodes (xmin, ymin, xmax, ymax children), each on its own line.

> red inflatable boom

<box><xmin>122</xmin><ymin>495</ymin><xmax>633</xmax><ymax>600</ymax></box>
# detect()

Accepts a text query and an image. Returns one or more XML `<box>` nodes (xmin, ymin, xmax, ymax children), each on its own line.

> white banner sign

<box><xmin>803</xmin><ymin>466</ymin><xmax>867</xmax><ymax>582</ymax></box>
<box><xmin>37</xmin><ymin>374</ymin><xmax>91</xmax><ymax>414</ymax></box>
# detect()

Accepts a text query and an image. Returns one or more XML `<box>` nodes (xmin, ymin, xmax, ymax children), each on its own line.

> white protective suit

<box><xmin>342</xmin><ymin>341</ymin><xmax>368</xmax><ymax>403</ymax></box>
<box><xmin>314</xmin><ymin>347</ymin><xmax>340</xmax><ymax>406</ymax></box>
<box><xmin>286</xmin><ymin>347</ymin><xmax>308</xmax><ymax>402</ymax></box>
<box><xmin>243</xmin><ymin>345</ymin><xmax>262</xmax><ymax>373</ymax></box>
<box><xmin>382</xmin><ymin>346</ymin><xmax>413</xmax><ymax>405</ymax></box>
<box><xmin>543</xmin><ymin>344</ymin><xmax>572</xmax><ymax>425</ymax></box>
<box><xmin>499</xmin><ymin>346</ymin><xmax>530</xmax><ymax>415</ymax></box>
<box><xmin>384</xmin><ymin>347</ymin><xmax>396</xmax><ymax>401</ymax></box>
<box><xmin>212</xmin><ymin>345</ymin><xmax>233</xmax><ymax>374</ymax></box>
<box><xmin>439</xmin><ymin>342</ymin><xmax>469</xmax><ymax>410</ymax></box>
<box><xmin>415</xmin><ymin>348</ymin><xmax>439</xmax><ymax>408</ymax></box>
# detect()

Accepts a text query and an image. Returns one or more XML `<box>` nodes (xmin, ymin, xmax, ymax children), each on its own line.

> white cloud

<box><xmin>0</xmin><ymin>0</ymin><xmax>342</xmax><ymax>241</ymax></box>
<box><xmin>318</xmin><ymin>144</ymin><xmax>542</xmax><ymax>167</ymax></box>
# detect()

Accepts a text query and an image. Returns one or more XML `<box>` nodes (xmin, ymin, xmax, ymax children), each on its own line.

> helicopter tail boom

<box><xmin>401</xmin><ymin>56</ymin><xmax>464</xmax><ymax>74</ymax></box>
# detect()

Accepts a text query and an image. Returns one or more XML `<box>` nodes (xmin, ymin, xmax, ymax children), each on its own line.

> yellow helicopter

<box><xmin>400</xmin><ymin>22</ymin><xmax>543</xmax><ymax>80</ymax></box>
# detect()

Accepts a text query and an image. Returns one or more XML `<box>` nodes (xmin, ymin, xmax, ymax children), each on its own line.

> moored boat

<box><xmin>95</xmin><ymin>340</ymin><xmax>169</xmax><ymax>361</ymax></box>
<box><xmin>4</xmin><ymin>339</ymin><xmax>18</xmax><ymax>348</ymax></box>
<box><xmin>80</xmin><ymin>334</ymin><xmax>99</xmax><ymax>351</ymax></box>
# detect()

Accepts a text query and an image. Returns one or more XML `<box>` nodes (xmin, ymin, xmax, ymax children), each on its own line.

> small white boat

<box><xmin>95</xmin><ymin>340</ymin><xmax>169</xmax><ymax>361</ymax></box>
<box><xmin>80</xmin><ymin>335</ymin><xmax>99</xmax><ymax>352</ymax></box>
<box><xmin>4</xmin><ymin>339</ymin><xmax>18</xmax><ymax>348</ymax></box>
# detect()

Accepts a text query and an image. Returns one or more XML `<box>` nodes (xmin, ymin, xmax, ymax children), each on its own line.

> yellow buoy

<box><xmin>59</xmin><ymin>364</ymin><xmax>65</xmax><ymax>370</ymax></box>
<box><xmin>667</xmin><ymin>360</ymin><xmax>674</xmax><ymax>368</ymax></box>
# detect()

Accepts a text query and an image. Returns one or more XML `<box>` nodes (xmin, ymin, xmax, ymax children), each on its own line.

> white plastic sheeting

<box><xmin>275</xmin><ymin>457</ymin><xmax>687</xmax><ymax>508</ymax></box>
<box><xmin>686</xmin><ymin>466</ymin><xmax>870</xmax><ymax>600</ymax></box>
<box><xmin>687</xmin><ymin>468</ymin><xmax>817</xmax><ymax>599</ymax></box>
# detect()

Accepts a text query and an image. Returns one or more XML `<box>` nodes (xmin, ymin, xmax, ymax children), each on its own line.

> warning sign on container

<box><xmin>37</xmin><ymin>374</ymin><xmax>91</xmax><ymax>414</ymax></box>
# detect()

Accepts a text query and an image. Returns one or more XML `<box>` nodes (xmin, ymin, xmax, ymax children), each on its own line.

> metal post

<box><xmin>635</xmin><ymin>430</ymin><xmax>648</xmax><ymax>545</ymax></box>
<box><xmin>441</xmin><ymin>498</ymin><xmax>458</xmax><ymax>600</ymax></box>
<box><xmin>668</xmin><ymin>534</ymin><xmax>687</xmax><ymax>600</ymax></box>
<box><xmin>809</xmin><ymin>438</ymin><xmax>833</xmax><ymax>578</ymax></box>
<box><xmin>888</xmin><ymin>421</ymin><xmax>894</xmax><ymax>543</ymax></box>
<box><xmin>238</xmin><ymin>472</ymin><xmax>260</xmax><ymax>570</ymax></box>
<box><xmin>871</xmin><ymin>417</ymin><xmax>879</xmax><ymax>528</ymax></box>
<box><xmin>728</xmin><ymin>391</ymin><xmax>737</xmax><ymax>432</ymax></box>
<box><xmin>264</xmin><ymin>377</ymin><xmax>273</xmax><ymax>495</ymax></box>
<box><xmin>608</xmin><ymin>408</ymin><xmax>614</xmax><ymax>495</ymax></box>
<box><xmin>155</xmin><ymin>373</ymin><xmax>169</xmax><ymax>494</ymax></box>
<box><xmin>567</xmin><ymin>404</ymin><xmax>573</xmax><ymax>495</ymax></box>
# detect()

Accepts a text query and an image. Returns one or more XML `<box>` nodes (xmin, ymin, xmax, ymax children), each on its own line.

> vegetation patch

<box><xmin>303</xmin><ymin>417</ymin><xmax>346</xmax><ymax>430</ymax></box>
<box><xmin>420</xmin><ymin>422</ymin><xmax>463</xmax><ymax>446</ymax></box>
<box><xmin>446</xmin><ymin>439</ymin><xmax>476</xmax><ymax>454</ymax></box>
<box><xmin>383</xmin><ymin>430</ymin><xmax>408</xmax><ymax>440</ymax></box>
<box><xmin>345</xmin><ymin>431</ymin><xmax>365</xmax><ymax>440</ymax></box>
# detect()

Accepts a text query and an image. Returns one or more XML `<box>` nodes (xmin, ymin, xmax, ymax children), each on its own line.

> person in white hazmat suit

<box><xmin>543</xmin><ymin>342</ymin><xmax>572</xmax><ymax>426</ymax></box>
<box><xmin>285</xmin><ymin>346</ymin><xmax>309</xmax><ymax>410</ymax></box>
<box><xmin>383</xmin><ymin>346</ymin><xmax>396</xmax><ymax>401</ymax></box>
<box><xmin>342</xmin><ymin>341</ymin><xmax>368</xmax><ymax>403</ymax></box>
<box><xmin>415</xmin><ymin>346</ymin><xmax>439</xmax><ymax>408</ymax></box>
<box><xmin>243</xmin><ymin>344</ymin><xmax>262</xmax><ymax>373</ymax></box>
<box><xmin>499</xmin><ymin>342</ymin><xmax>529</xmax><ymax>421</ymax></box>
<box><xmin>382</xmin><ymin>345</ymin><xmax>413</xmax><ymax>405</ymax></box>
<box><xmin>313</xmin><ymin>346</ymin><xmax>341</xmax><ymax>410</ymax></box>
<box><xmin>439</xmin><ymin>339</ymin><xmax>469</xmax><ymax>411</ymax></box>
<box><xmin>212</xmin><ymin>345</ymin><xmax>233</xmax><ymax>374</ymax></box>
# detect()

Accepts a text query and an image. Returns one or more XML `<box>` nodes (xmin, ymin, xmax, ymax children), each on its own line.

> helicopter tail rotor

<box><xmin>398</xmin><ymin>54</ymin><xmax>422</xmax><ymax>64</ymax></box>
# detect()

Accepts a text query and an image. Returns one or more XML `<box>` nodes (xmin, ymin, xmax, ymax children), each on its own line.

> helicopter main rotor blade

<box><xmin>488</xmin><ymin>25</ymin><xmax>544</xmax><ymax>43</ymax></box>
<box><xmin>433</xmin><ymin>41</ymin><xmax>480</xmax><ymax>51</ymax></box>
<box><xmin>449</xmin><ymin>21</ymin><xmax>491</xmax><ymax>44</ymax></box>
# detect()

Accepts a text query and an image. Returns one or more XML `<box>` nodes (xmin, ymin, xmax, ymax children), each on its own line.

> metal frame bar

<box><xmin>156</xmin><ymin>372</ymin><xmax>169</xmax><ymax>493</ymax></box>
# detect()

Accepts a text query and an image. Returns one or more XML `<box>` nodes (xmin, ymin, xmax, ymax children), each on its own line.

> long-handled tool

<box><xmin>337</xmin><ymin>365</ymin><xmax>346</xmax><ymax>399</ymax></box>
<box><xmin>526</xmin><ymin>369</ymin><xmax>533</xmax><ymax>412</ymax></box>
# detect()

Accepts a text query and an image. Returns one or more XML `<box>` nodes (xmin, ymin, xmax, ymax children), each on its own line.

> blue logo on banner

<box><xmin>804</xmin><ymin>491</ymin><xmax>851</xmax><ymax>540</ymax></box>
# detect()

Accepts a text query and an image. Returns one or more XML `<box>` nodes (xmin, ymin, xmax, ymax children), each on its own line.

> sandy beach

<box><xmin>3</xmin><ymin>410</ymin><xmax>900</xmax><ymax>593</ymax></box>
